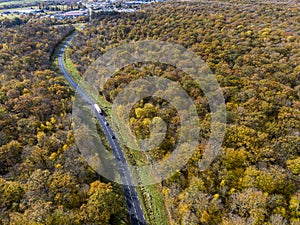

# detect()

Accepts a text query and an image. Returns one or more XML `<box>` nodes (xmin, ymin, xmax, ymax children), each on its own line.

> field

<box><xmin>0</xmin><ymin>0</ymin><xmax>38</xmax><ymax>6</ymax></box>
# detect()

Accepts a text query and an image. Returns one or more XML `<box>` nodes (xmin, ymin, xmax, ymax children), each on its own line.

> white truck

<box><xmin>93</xmin><ymin>104</ymin><xmax>103</xmax><ymax>115</ymax></box>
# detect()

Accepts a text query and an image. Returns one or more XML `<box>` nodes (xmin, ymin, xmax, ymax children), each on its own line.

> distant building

<box><xmin>51</xmin><ymin>10</ymin><xmax>87</xmax><ymax>19</ymax></box>
<box><xmin>14</xmin><ymin>9</ymin><xmax>43</xmax><ymax>15</ymax></box>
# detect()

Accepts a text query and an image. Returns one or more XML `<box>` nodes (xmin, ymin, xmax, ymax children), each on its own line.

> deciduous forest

<box><xmin>0</xmin><ymin>19</ymin><xmax>128</xmax><ymax>224</ymax></box>
<box><xmin>0</xmin><ymin>1</ymin><xmax>299</xmax><ymax>225</ymax></box>
<box><xmin>68</xmin><ymin>2</ymin><xmax>300</xmax><ymax>224</ymax></box>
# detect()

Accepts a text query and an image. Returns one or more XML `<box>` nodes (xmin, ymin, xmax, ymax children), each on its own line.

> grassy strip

<box><xmin>50</xmin><ymin>24</ymin><xmax>82</xmax><ymax>68</ymax></box>
<box><xmin>51</xmin><ymin>24</ymin><xmax>108</xmax><ymax>110</ymax></box>
<box><xmin>55</xmin><ymin>27</ymin><xmax>170</xmax><ymax>225</ymax></box>
<box><xmin>63</xmin><ymin>49</ymin><xmax>112</xmax><ymax>113</ymax></box>
<box><xmin>63</xmin><ymin>48</ymin><xmax>81</xmax><ymax>80</ymax></box>
<box><xmin>141</xmin><ymin>184</ymin><xmax>168</xmax><ymax>225</ymax></box>
<box><xmin>123</xmin><ymin>147</ymin><xmax>169</xmax><ymax>225</ymax></box>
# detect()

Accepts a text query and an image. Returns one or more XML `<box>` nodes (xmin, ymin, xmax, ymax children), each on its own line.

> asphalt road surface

<box><xmin>58</xmin><ymin>32</ymin><xmax>147</xmax><ymax>225</ymax></box>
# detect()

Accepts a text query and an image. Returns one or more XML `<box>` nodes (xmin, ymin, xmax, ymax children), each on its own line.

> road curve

<box><xmin>58</xmin><ymin>32</ymin><xmax>147</xmax><ymax>225</ymax></box>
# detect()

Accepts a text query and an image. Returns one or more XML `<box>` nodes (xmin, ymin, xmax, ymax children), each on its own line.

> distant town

<box><xmin>0</xmin><ymin>0</ymin><xmax>165</xmax><ymax>20</ymax></box>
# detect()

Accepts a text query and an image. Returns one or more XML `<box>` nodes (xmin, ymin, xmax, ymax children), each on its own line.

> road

<box><xmin>58</xmin><ymin>32</ymin><xmax>147</xmax><ymax>225</ymax></box>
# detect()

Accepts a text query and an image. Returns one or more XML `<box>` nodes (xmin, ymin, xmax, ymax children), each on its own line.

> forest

<box><xmin>68</xmin><ymin>1</ymin><xmax>300</xmax><ymax>224</ymax></box>
<box><xmin>0</xmin><ymin>19</ymin><xmax>129</xmax><ymax>224</ymax></box>
<box><xmin>0</xmin><ymin>1</ymin><xmax>299</xmax><ymax>225</ymax></box>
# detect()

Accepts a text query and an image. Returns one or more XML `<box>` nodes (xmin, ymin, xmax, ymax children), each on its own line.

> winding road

<box><xmin>58</xmin><ymin>31</ymin><xmax>147</xmax><ymax>225</ymax></box>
